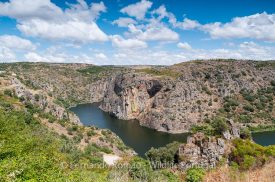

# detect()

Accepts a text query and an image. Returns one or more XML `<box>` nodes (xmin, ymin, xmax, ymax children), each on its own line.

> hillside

<box><xmin>3</xmin><ymin>60</ymin><xmax>274</xmax><ymax>133</ymax></box>
<box><xmin>1</xmin><ymin>60</ymin><xmax>275</xmax><ymax>181</ymax></box>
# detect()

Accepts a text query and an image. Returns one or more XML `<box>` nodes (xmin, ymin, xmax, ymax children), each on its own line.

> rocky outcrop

<box><xmin>100</xmin><ymin>61</ymin><xmax>275</xmax><ymax>133</ymax></box>
<box><xmin>6</xmin><ymin>61</ymin><xmax>275</xmax><ymax>134</ymax></box>
<box><xmin>177</xmin><ymin>121</ymin><xmax>241</xmax><ymax>170</ymax></box>
<box><xmin>11</xmin><ymin>77</ymin><xmax>81</xmax><ymax>125</ymax></box>
<box><xmin>177</xmin><ymin>133</ymin><xmax>229</xmax><ymax>170</ymax></box>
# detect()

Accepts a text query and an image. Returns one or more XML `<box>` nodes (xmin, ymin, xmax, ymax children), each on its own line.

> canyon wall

<box><xmin>99</xmin><ymin>61</ymin><xmax>275</xmax><ymax>133</ymax></box>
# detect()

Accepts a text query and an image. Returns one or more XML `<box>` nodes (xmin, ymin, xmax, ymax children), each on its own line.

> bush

<box><xmin>271</xmin><ymin>80</ymin><xmax>275</xmax><ymax>86</ymax></box>
<box><xmin>34</xmin><ymin>94</ymin><xmax>40</xmax><ymax>102</ymax></box>
<box><xmin>4</xmin><ymin>89</ymin><xmax>13</xmax><ymax>97</ymax></box>
<box><xmin>87</xmin><ymin>130</ymin><xmax>96</xmax><ymax>137</ymax></box>
<box><xmin>185</xmin><ymin>167</ymin><xmax>205</xmax><ymax>182</ymax></box>
<box><xmin>243</xmin><ymin>104</ymin><xmax>254</xmax><ymax>112</ymax></box>
<box><xmin>238</xmin><ymin>114</ymin><xmax>252</xmax><ymax>123</ymax></box>
<box><xmin>191</xmin><ymin>124</ymin><xmax>214</xmax><ymax>136</ymax></box>
<box><xmin>240</xmin><ymin>128</ymin><xmax>252</xmax><ymax>139</ymax></box>
<box><xmin>211</xmin><ymin>117</ymin><xmax>228</xmax><ymax>135</ymax></box>
<box><xmin>129</xmin><ymin>157</ymin><xmax>152</xmax><ymax>181</ymax></box>
<box><xmin>145</xmin><ymin>142</ymin><xmax>180</xmax><ymax>168</ymax></box>
<box><xmin>230</xmin><ymin>139</ymin><xmax>275</xmax><ymax>170</ymax></box>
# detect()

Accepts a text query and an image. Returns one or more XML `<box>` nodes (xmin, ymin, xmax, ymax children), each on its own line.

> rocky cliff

<box><xmin>100</xmin><ymin>60</ymin><xmax>275</xmax><ymax>133</ymax></box>
<box><xmin>3</xmin><ymin>60</ymin><xmax>275</xmax><ymax>134</ymax></box>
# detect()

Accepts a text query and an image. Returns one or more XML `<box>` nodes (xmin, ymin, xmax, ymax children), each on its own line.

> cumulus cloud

<box><xmin>0</xmin><ymin>0</ymin><xmax>108</xmax><ymax>43</ymax></box>
<box><xmin>201</xmin><ymin>12</ymin><xmax>275</xmax><ymax>42</ymax></box>
<box><xmin>17</xmin><ymin>19</ymin><xmax>108</xmax><ymax>43</ymax></box>
<box><xmin>110</xmin><ymin>35</ymin><xmax>147</xmax><ymax>49</ymax></box>
<box><xmin>177</xmin><ymin>42</ymin><xmax>192</xmax><ymax>50</ymax></box>
<box><xmin>90</xmin><ymin>1</ymin><xmax>107</xmax><ymax>20</ymax></box>
<box><xmin>0</xmin><ymin>0</ymin><xmax>62</xmax><ymax>20</ymax></box>
<box><xmin>0</xmin><ymin>47</ymin><xmax>16</xmax><ymax>62</ymax></box>
<box><xmin>127</xmin><ymin>23</ymin><xmax>179</xmax><ymax>42</ymax></box>
<box><xmin>112</xmin><ymin>17</ymin><xmax>137</xmax><ymax>27</ymax></box>
<box><xmin>0</xmin><ymin>35</ymin><xmax>36</xmax><ymax>51</ymax></box>
<box><xmin>95</xmin><ymin>53</ymin><xmax>107</xmax><ymax>59</ymax></box>
<box><xmin>24</xmin><ymin>51</ymin><xmax>100</xmax><ymax>64</ymax></box>
<box><xmin>175</xmin><ymin>18</ymin><xmax>201</xmax><ymax>30</ymax></box>
<box><xmin>120</xmin><ymin>0</ymin><xmax>152</xmax><ymax>20</ymax></box>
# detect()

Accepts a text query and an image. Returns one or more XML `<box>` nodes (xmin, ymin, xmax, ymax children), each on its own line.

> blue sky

<box><xmin>0</xmin><ymin>0</ymin><xmax>275</xmax><ymax>65</ymax></box>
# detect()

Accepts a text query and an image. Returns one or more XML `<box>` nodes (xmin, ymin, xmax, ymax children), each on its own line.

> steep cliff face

<box><xmin>11</xmin><ymin>77</ymin><xmax>81</xmax><ymax>124</ymax></box>
<box><xmin>100</xmin><ymin>61</ymin><xmax>275</xmax><ymax>133</ymax></box>
<box><xmin>4</xmin><ymin>61</ymin><xmax>275</xmax><ymax>134</ymax></box>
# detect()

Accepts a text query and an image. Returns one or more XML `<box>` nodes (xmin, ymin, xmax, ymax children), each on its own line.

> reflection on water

<box><xmin>253</xmin><ymin>131</ymin><xmax>275</xmax><ymax>146</ymax></box>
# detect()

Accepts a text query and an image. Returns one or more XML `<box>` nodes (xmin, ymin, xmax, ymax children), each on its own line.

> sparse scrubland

<box><xmin>0</xmin><ymin>59</ymin><xmax>275</xmax><ymax>181</ymax></box>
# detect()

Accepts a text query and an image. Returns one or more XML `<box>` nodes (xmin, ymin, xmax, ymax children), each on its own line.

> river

<box><xmin>70</xmin><ymin>103</ymin><xmax>275</xmax><ymax>156</ymax></box>
<box><xmin>70</xmin><ymin>103</ymin><xmax>188</xmax><ymax>156</ymax></box>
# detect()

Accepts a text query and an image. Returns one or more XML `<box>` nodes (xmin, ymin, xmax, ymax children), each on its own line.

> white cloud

<box><xmin>137</xmin><ymin>25</ymin><xmax>179</xmax><ymax>42</ymax></box>
<box><xmin>112</xmin><ymin>17</ymin><xmax>137</xmax><ymax>27</ymax></box>
<box><xmin>0</xmin><ymin>47</ymin><xmax>16</xmax><ymax>62</ymax></box>
<box><xmin>176</xmin><ymin>18</ymin><xmax>201</xmax><ymax>30</ymax></box>
<box><xmin>127</xmin><ymin>24</ymin><xmax>179</xmax><ymax>42</ymax></box>
<box><xmin>90</xmin><ymin>1</ymin><xmax>107</xmax><ymax>20</ymax></box>
<box><xmin>201</xmin><ymin>12</ymin><xmax>275</xmax><ymax>42</ymax></box>
<box><xmin>120</xmin><ymin>0</ymin><xmax>152</xmax><ymax>20</ymax></box>
<box><xmin>177</xmin><ymin>42</ymin><xmax>192</xmax><ymax>50</ymax></box>
<box><xmin>17</xmin><ymin>19</ymin><xmax>108</xmax><ymax>43</ymax></box>
<box><xmin>0</xmin><ymin>35</ymin><xmax>36</xmax><ymax>51</ymax></box>
<box><xmin>111</xmin><ymin>41</ymin><xmax>275</xmax><ymax>65</ymax></box>
<box><xmin>0</xmin><ymin>0</ymin><xmax>108</xmax><ymax>43</ymax></box>
<box><xmin>24</xmin><ymin>51</ymin><xmax>99</xmax><ymax>64</ymax></box>
<box><xmin>110</xmin><ymin>35</ymin><xmax>147</xmax><ymax>49</ymax></box>
<box><xmin>95</xmin><ymin>53</ymin><xmax>107</xmax><ymax>59</ymax></box>
<box><xmin>0</xmin><ymin>0</ymin><xmax>62</xmax><ymax>20</ymax></box>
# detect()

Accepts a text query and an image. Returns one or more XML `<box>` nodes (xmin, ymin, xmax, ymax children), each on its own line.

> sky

<box><xmin>0</xmin><ymin>0</ymin><xmax>275</xmax><ymax>65</ymax></box>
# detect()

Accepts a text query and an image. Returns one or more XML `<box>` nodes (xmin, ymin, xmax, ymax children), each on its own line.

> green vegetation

<box><xmin>3</xmin><ymin>89</ymin><xmax>13</xmax><ymax>97</ymax></box>
<box><xmin>0</xmin><ymin>97</ymin><xmax>111</xmax><ymax>181</ymax></box>
<box><xmin>191</xmin><ymin>117</ymin><xmax>228</xmax><ymax>136</ymax></box>
<box><xmin>78</xmin><ymin>66</ymin><xmax>110</xmax><ymax>75</ymax></box>
<box><xmin>145</xmin><ymin>142</ymin><xmax>181</xmax><ymax>169</ymax></box>
<box><xmin>136</xmin><ymin>68</ymin><xmax>181</xmax><ymax>79</ymax></box>
<box><xmin>129</xmin><ymin>157</ymin><xmax>153</xmax><ymax>181</ymax></box>
<box><xmin>230</xmin><ymin>139</ymin><xmax>275</xmax><ymax>170</ymax></box>
<box><xmin>185</xmin><ymin>167</ymin><xmax>205</xmax><ymax>182</ymax></box>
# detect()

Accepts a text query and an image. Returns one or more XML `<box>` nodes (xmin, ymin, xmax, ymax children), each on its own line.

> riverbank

<box><xmin>249</xmin><ymin>124</ymin><xmax>275</xmax><ymax>133</ymax></box>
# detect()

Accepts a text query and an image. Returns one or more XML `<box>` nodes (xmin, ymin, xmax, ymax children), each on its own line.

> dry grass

<box><xmin>204</xmin><ymin>161</ymin><xmax>275</xmax><ymax>182</ymax></box>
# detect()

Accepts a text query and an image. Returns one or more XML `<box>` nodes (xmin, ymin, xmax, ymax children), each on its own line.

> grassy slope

<box><xmin>0</xmin><ymin>95</ymin><xmax>110</xmax><ymax>181</ymax></box>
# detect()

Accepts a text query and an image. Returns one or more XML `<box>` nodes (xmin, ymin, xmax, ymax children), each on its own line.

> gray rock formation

<box><xmin>177</xmin><ymin>133</ymin><xmax>230</xmax><ymax>170</ymax></box>
<box><xmin>100</xmin><ymin>61</ymin><xmax>275</xmax><ymax>133</ymax></box>
<box><xmin>11</xmin><ymin>77</ymin><xmax>81</xmax><ymax>125</ymax></box>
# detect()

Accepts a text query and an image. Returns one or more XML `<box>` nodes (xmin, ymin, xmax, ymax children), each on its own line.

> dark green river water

<box><xmin>70</xmin><ymin>103</ymin><xmax>275</xmax><ymax>156</ymax></box>
<box><xmin>70</xmin><ymin>103</ymin><xmax>188</xmax><ymax>156</ymax></box>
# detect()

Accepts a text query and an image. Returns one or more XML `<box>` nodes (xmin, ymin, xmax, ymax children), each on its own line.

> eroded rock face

<box><xmin>100</xmin><ymin>61</ymin><xmax>275</xmax><ymax>133</ymax></box>
<box><xmin>11</xmin><ymin>78</ymin><xmax>81</xmax><ymax>125</ymax></box>
<box><xmin>177</xmin><ymin>133</ymin><xmax>229</xmax><ymax>170</ymax></box>
<box><xmin>176</xmin><ymin>121</ymin><xmax>241</xmax><ymax>170</ymax></box>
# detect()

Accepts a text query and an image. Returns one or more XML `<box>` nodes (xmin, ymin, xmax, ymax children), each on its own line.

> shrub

<box><xmin>243</xmin><ymin>104</ymin><xmax>254</xmax><ymax>112</ymax></box>
<box><xmin>271</xmin><ymin>80</ymin><xmax>275</xmax><ymax>87</ymax></box>
<box><xmin>241</xmin><ymin>155</ymin><xmax>256</xmax><ymax>170</ymax></box>
<box><xmin>210</xmin><ymin>117</ymin><xmax>228</xmax><ymax>135</ymax></box>
<box><xmin>87</xmin><ymin>130</ymin><xmax>96</xmax><ymax>137</ymax></box>
<box><xmin>4</xmin><ymin>89</ymin><xmax>13</xmax><ymax>97</ymax></box>
<box><xmin>230</xmin><ymin>139</ymin><xmax>275</xmax><ymax>170</ymax></box>
<box><xmin>238</xmin><ymin>114</ymin><xmax>252</xmax><ymax>123</ymax></box>
<box><xmin>129</xmin><ymin>157</ymin><xmax>152</xmax><ymax>181</ymax></box>
<box><xmin>185</xmin><ymin>167</ymin><xmax>205</xmax><ymax>182</ymax></box>
<box><xmin>145</xmin><ymin>142</ymin><xmax>180</xmax><ymax>168</ymax></box>
<box><xmin>34</xmin><ymin>94</ymin><xmax>40</xmax><ymax>102</ymax></box>
<box><xmin>191</xmin><ymin>124</ymin><xmax>214</xmax><ymax>136</ymax></box>
<box><xmin>240</xmin><ymin>128</ymin><xmax>252</xmax><ymax>139</ymax></box>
